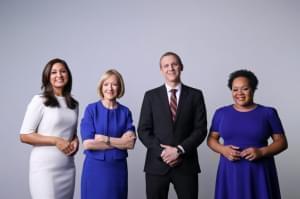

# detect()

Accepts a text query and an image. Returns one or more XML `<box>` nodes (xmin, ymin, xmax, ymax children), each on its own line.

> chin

<box><xmin>105</xmin><ymin>96</ymin><xmax>117</xmax><ymax>101</ymax></box>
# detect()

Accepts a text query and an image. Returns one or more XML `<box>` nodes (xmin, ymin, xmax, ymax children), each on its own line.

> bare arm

<box><xmin>83</xmin><ymin>131</ymin><xmax>136</xmax><ymax>150</ymax></box>
<box><xmin>20</xmin><ymin>132</ymin><xmax>74</xmax><ymax>155</ymax></box>
<box><xmin>20</xmin><ymin>133</ymin><xmax>57</xmax><ymax>146</ymax></box>
<box><xmin>207</xmin><ymin>132</ymin><xmax>241</xmax><ymax>161</ymax></box>
<box><xmin>82</xmin><ymin>138</ymin><xmax>112</xmax><ymax>150</ymax></box>
<box><xmin>241</xmin><ymin>134</ymin><xmax>288</xmax><ymax>161</ymax></box>
<box><xmin>110</xmin><ymin>131</ymin><xmax>136</xmax><ymax>150</ymax></box>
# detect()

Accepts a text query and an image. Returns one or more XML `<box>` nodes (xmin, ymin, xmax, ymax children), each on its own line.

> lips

<box><xmin>104</xmin><ymin>91</ymin><xmax>116</xmax><ymax>96</ymax></box>
<box><xmin>55</xmin><ymin>80</ymin><xmax>64</xmax><ymax>83</ymax></box>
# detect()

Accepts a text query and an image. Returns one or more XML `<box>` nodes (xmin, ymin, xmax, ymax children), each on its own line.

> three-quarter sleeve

<box><xmin>80</xmin><ymin>105</ymin><xmax>96</xmax><ymax>141</ymax></box>
<box><xmin>125</xmin><ymin>110</ymin><xmax>135</xmax><ymax>132</ymax></box>
<box><xmin>20</xmin><ymin>95</ymin><xmax>44</xmax><ymax>134</ymax></box>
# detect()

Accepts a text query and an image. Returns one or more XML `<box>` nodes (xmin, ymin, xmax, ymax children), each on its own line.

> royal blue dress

<box><xmin>80</xmin><ymin>101</ymin><xmax>135</xmax><ymax>199</ymax></box>
<box><xmin>210</xmin><ymin>104</ymin><xmax>284</xmax><ymax>199</ymax></box>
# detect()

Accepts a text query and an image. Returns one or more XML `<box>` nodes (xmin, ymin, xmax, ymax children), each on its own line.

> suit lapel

<box><xmin>158</xmin><ymin>85</ymin><xmax>174</xmax><ymax>124</ymax></box>
<box><xmin>175</xmin><ymin>84</ymin><xmax>188</xmax><ymax>124</ymax></box>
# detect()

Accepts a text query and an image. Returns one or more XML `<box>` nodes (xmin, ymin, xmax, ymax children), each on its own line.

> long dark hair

<box><xmin>41</xmin><ymin>58</ymin><xmax>78</xmax><ymax>109</ymax></box>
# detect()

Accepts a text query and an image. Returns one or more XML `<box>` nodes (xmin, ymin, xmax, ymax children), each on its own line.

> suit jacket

<box><xmin>138</xmin><ymin>84</ymin><xmax>207</xmax><ymax>175</ymax></box>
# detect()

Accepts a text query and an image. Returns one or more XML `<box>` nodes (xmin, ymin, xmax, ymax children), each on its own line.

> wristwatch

<box><xmin>176</xmin><ymin>146</ymin><xmax>183</xmax><ymax>155</ymax></box>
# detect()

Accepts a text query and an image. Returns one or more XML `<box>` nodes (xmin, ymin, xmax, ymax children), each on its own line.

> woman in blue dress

<box><xmin>80</xmin><ymin>69</ymin><xmax>136</xmax><ymax>199</ymax></box>
<box><xmin>207</xmin><ymin>69</ymin><xmax>288</xmax><ymax>199</ymax></box>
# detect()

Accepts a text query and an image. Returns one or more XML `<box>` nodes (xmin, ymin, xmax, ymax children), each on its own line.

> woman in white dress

<box><xmin>20</xmin><ymin>58</ymin><xmax>79</xmax><ymax>199</ymax></box>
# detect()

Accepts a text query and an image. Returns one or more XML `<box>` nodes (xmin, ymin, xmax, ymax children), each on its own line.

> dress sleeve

<box><xmin>20</xmin><ymin>95</ymin><xmax>44</xmax><ymax>134</ymax></box>
<box><xmin>267</xmin><ymin>107</ymin><xmax>285</xmax><ymax>134</ymax></box>
<box><xmin>80</xmin><ymin>105</ymin><xmax>96</xmax><ymax>141</ymax></box>
<box><xmin>125</xmin><ymin>109</ymin><xmax>135</xmax><ymax>132</ymax></box>
<box><xmin>209</xmin><ymin>108</ymin><xmax>222</xmax><ymax>133</ymax></box>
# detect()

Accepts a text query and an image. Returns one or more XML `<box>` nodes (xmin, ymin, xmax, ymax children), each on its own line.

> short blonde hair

<box><xmin>97</xmin><ymin>69</ymin><xmax>125</xmax><ymax>99</ymax></box>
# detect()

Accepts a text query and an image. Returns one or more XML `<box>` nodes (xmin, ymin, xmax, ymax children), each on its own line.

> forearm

<box><xmin>260</xmin><ymin>136</ymin><xmax>288</xmax><ymax>157</ymax></box>
<box><xmin>20</xmin><ymin>133</ymin><xmax>57</xmax><ymax>146</ymax></box>
<box><xmin>83</xmin><ymin>139</ymin><xmax>112</xmax><ymax>150</ymax></box>
<box><xmin>84</xmin><ymin>136</ymin><xmax>135</xmax><ymax>150</ymax></box>
<box><xmin>207</xmin><ymin>136</ymin><xmax>225</xmax><ymax>154</ymax></box>
<box><xmin>181</xmin><ymin>128</ymin><xmax>207</xmax><ymax>153</ymax></box>
<box><xmin>138</xmin><ymin>132</ymin><xmax>163</xmax><ymax>156</ymax></box>
<box><xmin>110</xmin><ymin>137</ymin><xmax>134</xmax><ymax>150</ymax></box>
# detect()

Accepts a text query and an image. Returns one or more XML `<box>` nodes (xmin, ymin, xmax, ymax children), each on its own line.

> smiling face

<box><xmin>160</xmin><ymin>55</ymin><xmax>182</xmax><ymax>86</ymax></box>
<box><xmin>101</xmin><ymin>74</ymin><xmax>119</xmax><ymax>101</ymax></box>
<box><xmin>50</xmin><ymin>62</ymin><xmax>69</xmax><ymax>95</ymax></box>
<box><xmin>231</xmin><ymin>76</ymin><xmax>254</xmax><ymax>108</ymax></box>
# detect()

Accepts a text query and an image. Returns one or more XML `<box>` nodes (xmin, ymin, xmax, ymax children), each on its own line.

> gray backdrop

<box><xmin>1</xmin><ymin>0</ymin><xmax>299</xmax><ymax>198</ymax></box>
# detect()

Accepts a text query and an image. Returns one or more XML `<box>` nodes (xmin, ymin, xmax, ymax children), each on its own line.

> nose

<box><xmin>168</xmin><ymin>65</ymin><xmax>174</xmax><ymax>70</ymax></box>
<box><xmin>237</xmin><ymin>89</ymin><xmax>245</xmax><ymax>95</ymax></box>
<box><xmin>57</xmin><ymin>71</ymin><xmax>63</xmax><ymax>77</ymax></box>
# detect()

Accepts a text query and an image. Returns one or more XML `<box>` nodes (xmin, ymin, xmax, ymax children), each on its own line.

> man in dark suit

<box><xmin>138</xmin><ymin>52</ymin><xmax>207</xmax><ymax>199</ymax></box>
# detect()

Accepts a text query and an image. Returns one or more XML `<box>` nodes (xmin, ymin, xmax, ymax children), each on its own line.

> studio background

<box><xmin>1</xmin><ymin>1</ymin><xmax>299</xmax><ymax>198</ymax></box>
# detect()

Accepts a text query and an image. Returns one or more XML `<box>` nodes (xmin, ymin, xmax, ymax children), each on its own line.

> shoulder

<box><xmin>214</xmin><ymin>105</ymin><xmax>232</xmax><ymax>115</ymax></box>
<box><xmin>182</xmin><ymin>84</ymin><xmax>204</xmax><ymax>96</ymax></box>
<box><xmin>23</xmin><ymin>95</ymin><xmax>45</xmax><ymax>114</ymax></box>
<box><xmin>142</xmin><ymin>85</ymin><xmax>165</xmax><ymax>101</ymax></box>
<box><xmin>118</xmin><ymin>103</ymin><xmax>131</xmax><ymax>111</ymax></box>
<box><xmin>88</xmin><ymin>101</ymin><xmax>100</xmax><ymax>107</ymax></box>
<box><xmin>256</xmin><ymin>104</ymin><xmax>278</xmax><ymax>116</ymax></box>
<box><xmin>29</xmin><ymin>94</ymin><xmax>45</xmax><ymax>106</ymax></box>
<box><xmin>31</xmin><ymin>94</ymin><xmax>44</xmax><ymax>101</ymax></box>
<box><xmin>182</xmin><ymin>84</ymin><xmax>202</xmax><ymax>92</ymax></box>
<box><xmin>117</xmin><ymin>103</ymin><xmax>133</xmax><ymax>116</ymax></box>
<box><xmin>84</xmin><ymin>101</ymin><xmax>101</xmax><ymax>111</ymax></box>
<box><xmin>181</xmin><ymin>85</ymin><xmax>205</xmax><ymax>103</ymax></box>
<box><xmin>144</xmin><ymin>85</ymin><xmax>164</xmax><ymax>96</ymax></box>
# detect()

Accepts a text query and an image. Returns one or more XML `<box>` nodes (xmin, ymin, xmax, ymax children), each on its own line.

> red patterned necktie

<box><xmin>170</xmin><ymin>89</ymin><xmax>177</xmax><ymax>121</ymax></box>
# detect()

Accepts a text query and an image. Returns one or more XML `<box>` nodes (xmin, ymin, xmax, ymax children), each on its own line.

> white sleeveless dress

<box><xmin>20</xmin><ymin>95</ymin><xmax>78</xmax><ymax>199</ymax></box>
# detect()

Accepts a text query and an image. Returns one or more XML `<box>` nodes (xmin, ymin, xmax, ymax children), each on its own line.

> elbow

<box><xmin>20</xmin><ymin>134</ymin><xmax>29</xmax><ymax>144</ymax></box>
<box><xmin>128</xmin><ymin>144</ymin><xmax>135</xmax><ymax>150</ymax></box>
<box><xmin>283</xmin><ymin>140</ymin><xmax>288</xmax><ymax>151</ymax></box>
<box><xmin>83</xmin><ymin>140</ymin><xmax>95</xmax><ymax>150</ymax></box>
<box><xmin>206</xmin><ymin>136</ymin><xmax>209</xmax><ymax>146</ymax></box>
<box><xmin>281</xmin><ymin>135</ymin><xmax>288</xmax><ymax>152</ymax></box>
<box><xmin>128</xmin><ymin>139</ymin><xmax>137</xmax><ymax>150</ymax></box>
<box><xmin>206</xmin><ymin>137</ymin><xmax>213</xmax><ymax>149</ymax></box>
<box><xmin>83</xmin><ymin>142</ymin><xmax>90</xmax><ymax>150</ymax></box>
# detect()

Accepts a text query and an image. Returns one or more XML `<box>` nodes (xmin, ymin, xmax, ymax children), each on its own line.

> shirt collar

<box><xmin>165</xmin><ymin>83</ymin><xmax>182</xmax><ymax>93</ymax></box>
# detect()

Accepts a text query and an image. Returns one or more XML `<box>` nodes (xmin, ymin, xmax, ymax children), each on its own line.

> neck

<box><xmin>166</xmin><ymin>81</ymin><xmax>180</xmax><ymax>88</ymax></box>
<box><xmin>53</xmin><ymin>88</ymin><xmax>63</xmax><ymax>96</ymax></box>
<box><xmin>102</xmin><ymin>99</ymin><xmax>117</xmax><ymax>109</ymax></box>
<box><xmin>234</xmin><ymin>102</ymin><xmax>256</xmax><ymax>112</ymax></box>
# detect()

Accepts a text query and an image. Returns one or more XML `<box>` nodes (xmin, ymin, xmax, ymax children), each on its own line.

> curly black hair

<box><xmin>227</xmin><ymin>69</ymin><xmax>258</xmax><ymax>91</ymax></box>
